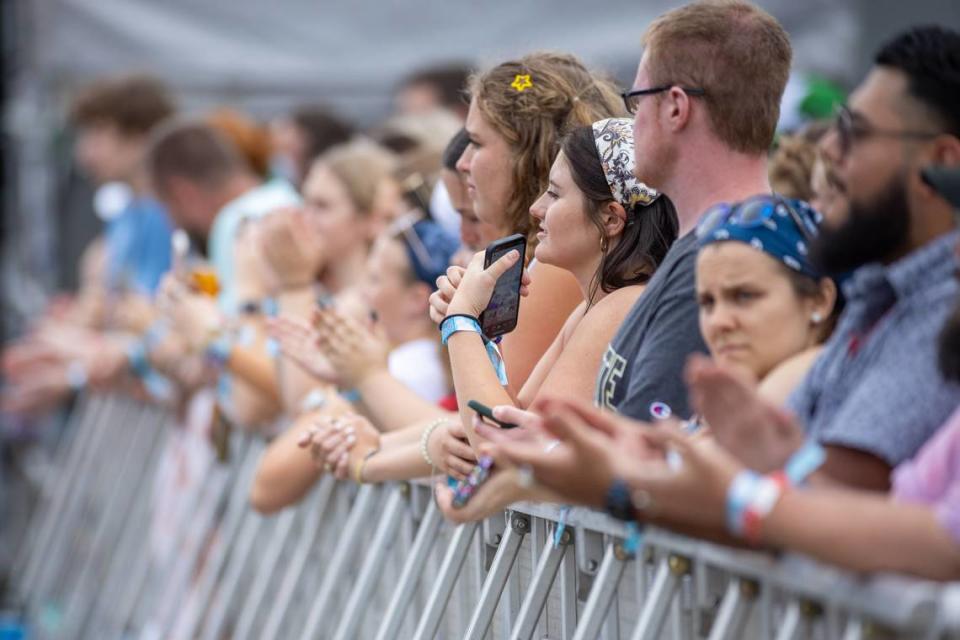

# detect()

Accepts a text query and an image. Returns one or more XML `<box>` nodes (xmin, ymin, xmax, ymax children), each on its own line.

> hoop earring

<box><xmin>600</xmin><ymin>235</ymin><xmax>608</xmax><ymax>254</ymax></box>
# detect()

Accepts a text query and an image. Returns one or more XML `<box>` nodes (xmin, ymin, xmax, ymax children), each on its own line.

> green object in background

<box><xmin>800</xmin><ymin>75</ymin><xmax>846</xmax><ymax>120</ymax></box>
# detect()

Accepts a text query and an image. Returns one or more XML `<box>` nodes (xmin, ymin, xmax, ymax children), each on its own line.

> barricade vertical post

<box><xmin>64</xmin><ymin>407</ymin><xmax>166</xmax><ymax>635</ymax></box>
<box><xmin>572</xmin><ymin>541</ymin><xmax>630</xmax><ymax>640</ymax></box>
<box><xmin>374</xmin><ymin>497</ymin><xmax>443</xmax><ymax>640</ymax></box>
<box><xmin>29</xmin><ymin>397</ymin><xmax>131</xmax><ymax>611</ymax></box>
<box><xmin>557</xmin><ymin>528</ymin><xmax>578</xmax><ymax>639</ymax></box>
<box><xmin>300</xmin><ymin>483</ymin><xmax>383</xmax><ymax>638</ymax></box>
<box><xmin>232</xmin><ymin>505</ymin><xmax>299</xmax><ymax>639</ymax></box>
<box><xmin>199</xmin><ymin>509</ymin><xmax>271</xmax><ymax>640</ymax></box>
<box><xmin>15</xmin><ymin>394</ymin><xmax>101</xmax><ymax>596</ymax></box>
<box><xmin>259</xmin><ymin>476</ymin><xmax>337</xmax><ymax>640</ymax></box>
<box><xmin>508</xmin><ymin>522</ymin><xmax>572</xmax><ymax>640</ymax></box>
<box><xmin>463</xmin><ymin>513</ymin><xmax>529</xmax><ymax>640</ymax></box>
<box><xmin>705</xmin><ymin>577</ymin><xmax>758</xmax><ymax>640</ymax></box>
<box><xmin>333</xmin><ymin>486</ymin><xmax>408</xmax><ymax>640</ymax></box>
<box><xmin>169</xmin><ymin>437</ymin><xmax>263</xmax><ymax>640</ymax></box>
<box><xmin>411</xmin><ymin>520</ymin><xmax>480</xmax><ymax>640</ymax></box>
<box><xmin>630</xmin><ymin>554</ymin><xmax>690</xmax><ymax>640</ymax></box>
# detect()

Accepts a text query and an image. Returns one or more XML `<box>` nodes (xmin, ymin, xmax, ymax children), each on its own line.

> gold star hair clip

<box><xmin>511</xmin><ymin>74</ymin><xmax>533</xmax><ymax>92</ymax></box>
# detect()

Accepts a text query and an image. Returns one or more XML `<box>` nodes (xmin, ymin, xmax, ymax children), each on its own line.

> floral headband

<box><xmin>591</xmin><ymin>118</ymin><xmax>660</xmax><ymax>210</ymax></box>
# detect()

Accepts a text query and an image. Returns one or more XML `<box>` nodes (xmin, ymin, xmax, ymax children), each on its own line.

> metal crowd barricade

<box><xmin>9</xmin><ymin>394</ymin><xmax>960</xmax><ymax>639</ymax></box>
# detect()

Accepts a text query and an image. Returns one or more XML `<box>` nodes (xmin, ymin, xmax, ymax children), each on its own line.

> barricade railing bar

<box><xmin>7</xmin><ymin>394</ymin><xmax>960</xmax><ymax>639</ymax></box>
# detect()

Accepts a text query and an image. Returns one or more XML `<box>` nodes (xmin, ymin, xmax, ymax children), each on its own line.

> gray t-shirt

<box><xmin>595</xmin><ymin>232</ymin><xmax>708</xmax><ymax>419</ymax></box>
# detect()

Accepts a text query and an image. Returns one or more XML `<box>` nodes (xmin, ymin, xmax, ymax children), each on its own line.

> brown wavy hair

<box><xmin>469</xmin><ymin>52</ymin><xmax>626</xmax><ymax>250</ymax></box>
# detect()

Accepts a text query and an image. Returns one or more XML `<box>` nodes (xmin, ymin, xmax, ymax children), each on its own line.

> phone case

<box><xmin>480</xmin><ymin>234</ymin><xmax>526</xmax><ymax>338</ymax></box>
<box><xmin>451</xmin><ymin>456</ymin><xmax>495</xmax><ymax>508</ymax></box>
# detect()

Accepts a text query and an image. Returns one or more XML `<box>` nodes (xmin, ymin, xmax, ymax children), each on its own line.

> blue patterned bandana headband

<box><xmin>591</xmin><ymin>118</ymin><xmax>660</xmax><ymax>210</ymax></box>
<box><xmin>697</xmin><ymin>195</ymin><xmax>824</xmax><ymax>280</ymax></box>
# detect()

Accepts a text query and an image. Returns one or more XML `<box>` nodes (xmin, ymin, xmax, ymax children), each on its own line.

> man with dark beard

<box><xmin>782</xmin><ymin>25</ymin><xmax>960</xmax><ymax>490</ymax></box>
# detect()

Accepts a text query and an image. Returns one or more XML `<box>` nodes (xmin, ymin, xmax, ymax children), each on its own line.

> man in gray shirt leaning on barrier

<box><xmin>595</xmin><ymin>0</ymin><xmax>793</xmax><ymax>421</ymax></box>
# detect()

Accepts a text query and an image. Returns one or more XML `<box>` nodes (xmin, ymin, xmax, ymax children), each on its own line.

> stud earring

<box><xmin>811</xmin><ymin>312</ymin><xmax>823</xmax><ymax>324</ymax></box>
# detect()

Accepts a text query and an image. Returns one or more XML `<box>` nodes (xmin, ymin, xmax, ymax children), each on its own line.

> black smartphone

<box><xmin>922</xmin><ymin>166</ymin><xmax>960</xmax><ymax>210</ymax></box>
<box><xmin>479</xmin><ymin>233</ymin><xmax>526</xmax><ymax>338</ymax></box>
<box><xmin>467</xmin><ymin>399</ymin><xmax>518</xmax><ymax>429</ymax></box>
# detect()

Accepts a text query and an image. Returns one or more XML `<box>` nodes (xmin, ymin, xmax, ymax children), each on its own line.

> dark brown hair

<box><xmin>69</xmin><ymin>74</ymin><xmax>175</xmax><ymax>136</ymax></box>
<box><xmin>561</xmin><ymin>125</ymin><xmax>678</xmax><ymax>304</ymax></box>
<box><xmin>146</xmin><ymin>120</ymin><xmax>246</xmax><ymax>192</ymax></box>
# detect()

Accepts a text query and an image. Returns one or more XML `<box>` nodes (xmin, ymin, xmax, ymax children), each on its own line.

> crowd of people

<box><xmin>5</xmin><ymin>2</ymin><xmax>960</xmax><ymax>619</ymax></box>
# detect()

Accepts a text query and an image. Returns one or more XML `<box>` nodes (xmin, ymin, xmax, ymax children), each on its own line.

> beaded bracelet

<box><xmin>420</xmin><ymin>417</ymin><xmax>449</xmax><ymax>468</ymax></box>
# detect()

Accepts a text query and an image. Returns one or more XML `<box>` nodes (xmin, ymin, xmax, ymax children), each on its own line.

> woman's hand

<box><xmin>297</xmin><ymin>413</ymin><xmax>380</xmax><ymax>479</ymax></box>
<box><xmin>482</xmin><ymin>397</ymin><xmax>667</xmax><ymax>508</ymax></box>
<box><xmin>268</xmin><ymin>315</ymin><xmax>340</xmax><ymax>384</ymax></box>
<box><xmin>255</xmin><ymin>208</ymin><xmax>325</xmax><ymax>292</ymax></box>
<box><xmin>434</xmin><ymin>466</ymin><xmax>527</xmax><ymax>524</ymax></box>
<box><xmin>429</xmin><ymin>251</ymin><xmax>532</xmax><ymax>323</ymax></box>
<box><xmin>427</xmin><ymin>420</ymin><xmax>477</xmax><ymax>481</ymax></box>
<box><xmin>313</xmin><ymin>307</ymin><xmax>390</xmax><ymax>388</ymax></box>
<box><xmin>428</xmin><ymin>265</ymin><xmax>466</xmax><ymax>324</ymax></box>
<box><xmin>156</xmin><ymin>274</ymin><xmax>224</xmax><ymax>352</ymax></box>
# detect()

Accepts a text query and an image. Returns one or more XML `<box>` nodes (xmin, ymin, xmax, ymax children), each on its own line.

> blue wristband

<box><xmin>440</xmin><ymin>314</ymin><xmax>483</xmax><ymax>345</ymax></box>
<box><xmin>725</xmin><ymin>470</ymin><xmax>762</xmax><ymax>536</ymax></box>
<box><xmin>440</xmin><ymin>315</ymin><xmax>508</xmax><ymax>385</ymax></box>
<box><xmin>783</xmin><ymin>440</ymin><xmax>826</xmax><ymax>486</ymax></box>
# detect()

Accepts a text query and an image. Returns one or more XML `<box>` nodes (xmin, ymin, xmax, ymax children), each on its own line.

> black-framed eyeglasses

<box><xmin>834</xmin><ymin>104</ymin><xmax>942</xmax><ymax>158</ymax></box>
<box><xmin>621</xmin><ymin>85</ymin><xmax>706</xmax><ymax>115</ymax></box>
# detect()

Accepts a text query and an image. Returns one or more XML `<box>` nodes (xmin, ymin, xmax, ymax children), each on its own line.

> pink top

<box><xmin>892</xmin><ymin>405</ymin><xmax>960</xmax><ymax>542</ymax></box>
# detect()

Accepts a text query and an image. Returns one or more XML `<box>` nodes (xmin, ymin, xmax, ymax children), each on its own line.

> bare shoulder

<box><xmin>758</xmin><ymin>347</ymin><xmax>824</xmax><ymax>406</ymax></box>
<box><xmin>584</xmin><ymin>284</ymin><xmax>646</xmax><ymax>322</ymax></box>
<box><xmin>564</xmin><ymin>284</ymin><xmax>646</xmax><ymax>343</ymax></box>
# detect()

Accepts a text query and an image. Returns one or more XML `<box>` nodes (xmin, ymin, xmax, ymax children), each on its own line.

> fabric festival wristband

<box><xmin>725</xmin><ymin>470</ymin><xmax>786</xmax><ymax>543</ymax></box>
<box><xmin>783</xmin><ymin>440</ymin><xmax>826</xmax><ymax>486</ymax></box>
<box><xmin>439</xmin><ymin>315</ymin><xmax>508</xmax><ymax>386</ymax></box>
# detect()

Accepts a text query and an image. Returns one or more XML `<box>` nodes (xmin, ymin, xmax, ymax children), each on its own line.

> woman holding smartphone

<box><xmin>305</xmin><ymin>117</ymin><xmax>679</xmax><ymax>491</ymax></box>
<box><xmin>296</xmin><ymin>55</ymin><xmax>664</xmax><ymax>486</ymax></box>
<box><xmin>432</xmin><ymin>117</ymin><xmax>678</xmax><ymax>445</ymax></box>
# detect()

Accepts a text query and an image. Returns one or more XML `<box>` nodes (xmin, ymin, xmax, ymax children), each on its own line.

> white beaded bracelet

<box><xmin>420</xmin><ymin>418</ymin><xmax>449</xmax><ymax>468</ymax></box>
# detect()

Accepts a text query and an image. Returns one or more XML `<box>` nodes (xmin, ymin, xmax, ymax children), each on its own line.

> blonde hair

<box><xmin>643</xmin><ymin>0</ymin><xmax>791</xmax><ymax>154</ymax></box>
<box><xmin>469</xmin><ymin>51</ymin><xmax>625</xmax><ymax>248</ymax></box>
<box><xmin>315</xmin><ymin>139</ymin><xmax>397</xmax><ymax>215</ymax></box>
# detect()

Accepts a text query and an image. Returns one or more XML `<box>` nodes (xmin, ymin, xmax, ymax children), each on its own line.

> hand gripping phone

<box><xmin>467</xmin><ymin>399</ymin><xmax>518</xmax><ymax>429</ymax></box>
<box><xmin>479</xmin><ymin>234</ymin><xmax>526</xmax><ymax>339</ymax></box>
